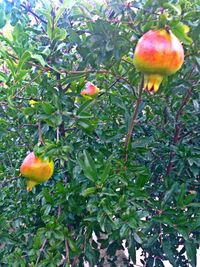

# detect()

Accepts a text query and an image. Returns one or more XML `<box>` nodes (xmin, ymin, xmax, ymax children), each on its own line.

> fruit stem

<box><xmin>164</xmin><ymin>24</ymin><xmax>170</xmax><ymax>33</ymax></box>
<box><xmin>124</xmin><ymin>75</ymin><xmax>144</xmax><ymax>161</ymax></box>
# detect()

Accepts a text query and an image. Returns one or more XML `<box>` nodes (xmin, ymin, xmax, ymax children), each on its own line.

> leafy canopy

<box><xmin>0</xmin><ymin>0</ymin><xmax>199</xmax><ymax>266</ymax></box>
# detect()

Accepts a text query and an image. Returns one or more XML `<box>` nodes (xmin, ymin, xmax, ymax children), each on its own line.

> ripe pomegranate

<box><xmin>81</xmin><ymin>82</ymin><xmax>100</xmax><ymax>96</ymax></box>
<box><xmin>134</xmin><ymin>28</ymin><xmax>184</xmax><ymax>93</ymax></box>
<box><xmin>20</xmin><ymin>152</ymin><xmax>54</xmax><ymax>191</ymax></box>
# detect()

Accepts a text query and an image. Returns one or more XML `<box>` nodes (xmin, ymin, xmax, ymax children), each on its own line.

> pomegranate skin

<box><xmin>134</xmin><ymin>29</ymin><xmax>184</xmax><ymax>93</ymax></box>
<box><xmin>20</xmin><ymin>152</ymin><xmax>54</xmax><ymax>191</ymax></box>
<box><xmin>81</xmin><ymin>82</ymin><xmax>100</xmax><ymax>96</ymax></box>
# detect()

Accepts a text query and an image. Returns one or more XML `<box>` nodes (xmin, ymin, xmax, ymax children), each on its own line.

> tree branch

<box><xmin>35</xmin><ymin>238</ymin><xmax>48</xmax><ymax>265</ymax></box>
<box><xmin>124</xmin><ymin>75</ymin><xmax>144</xmax><ymax>161</ymax></box>
<box><xmin>65</xmin><ymin>239</ymin><xmax>70</xmax><ymax>265</ymax></box>
<box><xmin>20</xmin><ymin>4</ymin><xmax>47</xmax><ymax>24</ymax></box>
<box><xmin>175</xmin><ymin>88</ymin><xmax>193</xmax><ymax>122</ymax></box>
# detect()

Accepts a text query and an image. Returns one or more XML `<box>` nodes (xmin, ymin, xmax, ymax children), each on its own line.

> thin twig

<box><xmin>71</xmin><ymin>256</ymin><xmax>79</xmax><ymax>267</ymax></box>
<box><xmin>35</xmin><ymin>238</ymin><xmax>48</xmax><ymax>265</ymax></box>
<box><xmin>124</xmin><ymin>75</ymin><xmax>144</xmax><ymax>161</ymax></box>
<box><xmin>175</xmin><ymin>88</ymin><xmax>193</xmax><ymax>121</ymax></box>
<box><xmin>62</xmin><ymin>69</ymin><xmax>112</xmax><ymax>75</ymax></box>
<box><xmin>57</xmin><ymin>205</ymin><xmax>62</xmax><ymax>222</ymax></box>
<box><xmin>65</xmin><ymin>239</ymin><xmax>70</xmax><ymax>265</ymax></box>
<box><xmin>56</xmin><ymin>127</ymin><xmax>60</xmax><ymax>143</ymax></box>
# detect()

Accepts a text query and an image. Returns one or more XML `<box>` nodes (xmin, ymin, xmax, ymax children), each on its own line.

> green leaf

<box><xmin>17</xmin><ymin>50</ymin><xmax>31</xmax><ymax>73</ymax></box>
<box><xmin>163</xmin><ymin>240</ymin><xmax>177</xmax><ymax>266</ymax></box>
<box><xmin>79</xmin><ymin>150</ymin><xmax>98</xmax><ymax>182</ymax></box>
<box><xmin>82</xmin><ymin>187</ymin><xmax>96</xmax><ymax>197</ymax></box>
<box><xmin>67</xmin><ymin>238</ymin><xmax>78</xmax><ymax>252</ymax></box>
<box><xmin>146</xmin><ymin>257</ymin><xmax>154</xmax><ymax>267</ymax></box>
<box><xmin>101</xmin><ymin>159</ymin><xmax>112</xmax><ymax>183</ymax></box>
<box><xmin>164</xmin><ymin>3</ymin><xmax>182</xmax><ymax>15</ymax></box>
<box><xmin>0</xmin><ymin>72</ymin><xmax>7</xmax><ymax>82</ymax></box>
<box><xmin>185</xmin><ymin>240</ymin><xmax>196</xmax><ymax>267</ymax></box>
<box><xmin>54</xmin><ymin>0</ymin><xmax>75</xmax><ymax>25</ymax></box>
<box><xmin>184</xmin><ymin>192</ymin><xmax>197</xmax><ymax>205</ymax></box>
<box><xmin>53</xmin><ymin>27</ymin><xmax>67</xmax><ymax>41</ymax></box>
<box><xmin>85</xmin><ymin>243</ymin><xmax>100</xmax><ymax>265</ymax></box>
<box><xmin>7</xmin><ymin>95</ymin><xmax>15</xmax><ymax>108</ymax></box>
<box><xmin>76</xmin><ymin>99</ymin><xmax>96</xmax><ymax>115</ymax></box>
<box><xmin>0</xmin><ymin>18</ymin><xmax>6</xmax><ymax>29</ymax></box>
<box><xmin>43</xmin><ymin>204</ymin><xmax>51</xmax><ymax>215</ymax></box>
<box><xmin>106</xmin><ymin>41</ymin><xmax>114</xmax><ymax>52</ymax></box>
<box><xmin>162</xmin><ymin>182</ymin><xmax>178</xmax><ymax>207</ymax></box>
<box><xmin>41</xmin><ymin>102</ymin><xmax>56</xmax><ymax>115</ymax></box>
<box><xmin>135</xmin><ymin>174</ymin><xmax>149</xmax><ymax>188</ymax></box>
<box><xmin>171</xmin><ymin>22</ymin><xmax>193</xmax><ymax>45</ymax></box>
<box><xmin>0</xmin><ymin>34</ymin><xmax>14</xmax><ymax>48</ymax></box>
<box><xmin>68</xmin><ymin>29</ymin><xmax>81</xmax><ymax>43</ymax></box>
<box><xmin>15</xmin><ymin>70</ymin><xmax>28</xmax><ymax>82</ymax></box>
<box><xmin>0</xmin><ymin>3</ymin><xmax>6</xmax><ymax>29</ymax></box>
<box><xmin>46</xmin><ymin>114</ymin><xmax>63</xmax><ymax>126</ymax></box>
<box><xmin>155</xmin><ymin>258</ymin><xmax>165</xmax><ymax>267</ymax></box>
<box><xmin>42</xmin><ymin>189</ymin><xmax>54</xmax><ymax>204</ymax></box>
<box><xmin>120</xmin><ymin>224</ymin><xmax>130</xmax><ymax>238</ymax></box>
<box><xmin>23</xmin><ymin>107</ymin><xmax>36</xmax><ymax>116</ymax></box>
<box><xmin>177</xmin><ymin>183</ymin><xmax>186</xmax><ymax>207</ymax></box>
<box><xmin>31</xmin><ymin>54</ymin><xmax>46</xmax><ymax>67</ymax></box>
<box><xmin>77</xmin><ymin>118</ymin><xmax>97</xmax><ymax>133</ymax></box>
<box><xmin>128</xmin><ymin>217</ymin><xmax>137</xmax><ymax>229</ymax></box>
<box><xmin>5</xmin><ymin>56</ymin><xmax>16</xmax><ymax>76</ymax></box>
<box><xmin>128</xmin><ymin>239</ymin><xmax>136</xmax><ymax>264</ymax></box>
<box><xmin>144</xmin><ymin>235</ymin><xmax>159</xmax><ymax>248</ymax></box>
<box><xmin>133</xmin><ymin>232</ymin><xmax>142</xmax><ymax>244</ymax></box>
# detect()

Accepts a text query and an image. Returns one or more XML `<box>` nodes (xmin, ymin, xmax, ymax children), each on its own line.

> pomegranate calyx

<box><xmin>27</xmin><ymin>180</ymin><xmax>38</xmax><ymax>191</ymax></box>
<box><xmin>144</xmin><ymin>74</ymin><xmax>163</xmax><ymax>94</ymax></box>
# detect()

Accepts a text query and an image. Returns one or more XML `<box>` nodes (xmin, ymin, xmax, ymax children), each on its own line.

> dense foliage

<box><xmin>0</xmin><ymin>0</ymin><xmax>200</xmax><ymax>266</ymax></box>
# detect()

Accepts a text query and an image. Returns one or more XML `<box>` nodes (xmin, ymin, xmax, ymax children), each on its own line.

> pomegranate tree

<box><xmin>20</xmin><ymin>152</ymin><xmax>54</xmax><ymax>191</ymax></box>
<box><xmin>134</xmin><ymin>28</ymin><xmax>184</xmax><ymax>93</ymax></box>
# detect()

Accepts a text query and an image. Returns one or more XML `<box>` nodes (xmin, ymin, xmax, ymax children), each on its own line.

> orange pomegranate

<box><xmin>134</xmin><ymin>28</ymin><xmax>184</xmax><ymax>93</ymax></box>
<box><xmin>81</xmin><ymin>82</ymin><xmax>100</xmax><ymax>96</ymax></box>
<box><xmin>20</xmin><ymin>152</ymin><xmax>54</xmax><ymax>191</ymax></box>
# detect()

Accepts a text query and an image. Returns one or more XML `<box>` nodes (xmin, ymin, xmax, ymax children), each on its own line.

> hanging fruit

<box><xmin>134</xmin><ymin>28</ymin><xmax>184</xmax><ymax>93</ymax></box>
<box><xmin>81</xmin><ymin>82</ymin><xmax>100</xmax><ymax>96</ymax></box>
<box><xmin>20</xmin><ymin>152</ymin><xmax>54</xmax><ymax>191</ymax></box>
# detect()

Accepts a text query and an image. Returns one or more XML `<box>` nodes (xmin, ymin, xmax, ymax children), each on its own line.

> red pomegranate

<box><xmin>134</xmin><ymin>28</ymin><xmax>184</xmax><ymax>93</ymax></box>
<box><xmin>81</xmin><ymin>82</ymin><xmax>100</xmax><ymax>96</ymax></box>
<box><xmin>20</xmin><ymin>152</ymin><xmax>54</xmax><ymax>191</ymax></box>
